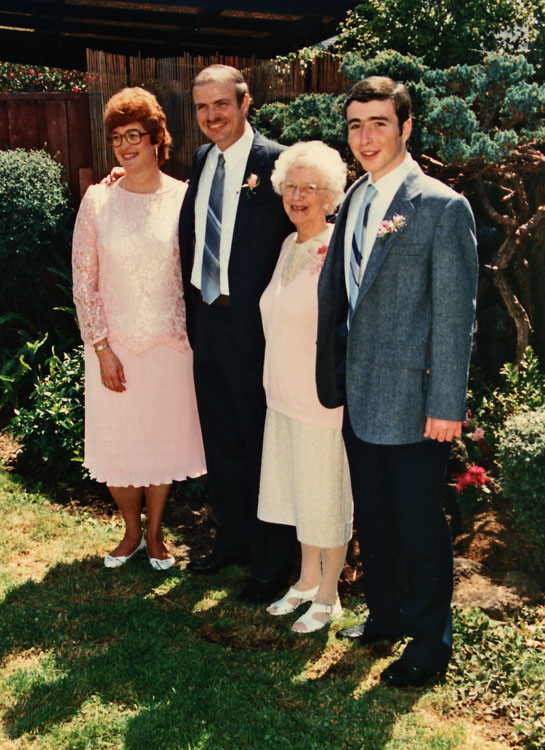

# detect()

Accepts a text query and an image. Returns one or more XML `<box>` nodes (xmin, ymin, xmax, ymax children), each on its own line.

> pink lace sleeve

<box><xmin>72</xmin><ymin>187</ymin><xmax>109</xmax><ymax>345</ymax></box>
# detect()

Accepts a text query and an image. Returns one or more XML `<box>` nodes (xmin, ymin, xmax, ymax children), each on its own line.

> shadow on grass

<box><xmin>0</xmin><ymin>554</ymin><xmax>422</xmax><ymax>750</ymax></box>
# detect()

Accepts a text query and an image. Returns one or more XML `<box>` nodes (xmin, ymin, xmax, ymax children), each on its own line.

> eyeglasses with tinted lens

<box><xmin>108</xmin><ymin>129</ymin><xmax>150</xmax><ymax>147</ymax></box>
<box><xmin>280</xmin><ymin>181</ymin><xmax>328</xmax><ymax>197</ymax></box>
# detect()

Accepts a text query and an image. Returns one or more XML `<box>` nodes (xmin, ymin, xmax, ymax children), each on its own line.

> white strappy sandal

<box><xmin>103</xmin><ymin>536</ymin><xmax>145</xmax><ymax>568</ymax></box>
<box><xmin>266</xmin><ymin>584</ymin><xmax>320</xmax><ymax>616</ymax></box>
<box><xmin>291</xmin><ymin>597</ymin><xmax>343</xmax><ymax>634</ymax></box>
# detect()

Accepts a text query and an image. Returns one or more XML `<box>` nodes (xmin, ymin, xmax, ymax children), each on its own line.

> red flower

<box><xmin>38</xmin><ymin>72</ymin><xmax>43</xmax><ymax>78</ymax></box>
<box><xmin>29</xmin><ymin>68</ymin><xmax>35</xmax><ymax>75</ymax></box>
<box><xmin>455</xmin><ymin>464</ymin><xmax>488</xmax><ymax>493</ymax></box>
<box><xmin>9</xmin><ymin>73</ymin><xmax>14</xmax><ymax>78</ymax></box>
<box><xmin>72</xmin><ymin>85</ymin><xmax>79</xmax><ymax>92</ymax></box>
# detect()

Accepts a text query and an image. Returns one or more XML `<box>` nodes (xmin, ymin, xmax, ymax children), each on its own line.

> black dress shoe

<box><xmin>187</xmin><ymin>553</ymin><xmax>230</xmax><ymax>573</ymax></box>
<box><xmin>187</xmin><ymin>545</ymin><xmax>250</xmax><ymax>574</ymax></box>
<box><xmin>380</xmin><ymin>658</ymin><xmax>445</xmax><ymax>688</ymax></box>
<box><xmin>336</xmin><ymin>623</ymin><xmax>399</xmax><ymax>645</ymax></box>
<box><xmin>238</xmin><ymin>578</ymin><xmax>283</xmax><ymax>604</ymax></box>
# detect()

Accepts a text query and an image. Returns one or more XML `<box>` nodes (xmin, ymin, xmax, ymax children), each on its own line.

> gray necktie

<box><xmin>201</xmin><ymin>153</ymin><xmax>225</xmax><ymax>304</ymax></box>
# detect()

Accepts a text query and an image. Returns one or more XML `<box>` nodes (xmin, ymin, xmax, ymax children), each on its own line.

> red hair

<box><xmin>104</xmin><ymin>87</ymin><xmax>172</xmax><ymax>166</ymax></box>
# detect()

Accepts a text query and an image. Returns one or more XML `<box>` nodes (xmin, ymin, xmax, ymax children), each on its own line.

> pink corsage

<box><xmin>377</xmin><ymin>213</ymin><xmax>407</xmax><ymax>239</ymax></box>
<box><xmin>241</xmin><ymin>172</ymin><xmax>260</xmax><ymax>197</ymax></box>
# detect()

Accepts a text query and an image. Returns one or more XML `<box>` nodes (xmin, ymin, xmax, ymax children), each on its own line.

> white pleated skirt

<box><xmin>257</xmin><ymin>408</ymin><xmax>353</xmax><ymax>548</ymax></box>
<box><xmin>83</xmin><ymin>342</ymin><xmax>206</xmax><ymax>487</ymax></box>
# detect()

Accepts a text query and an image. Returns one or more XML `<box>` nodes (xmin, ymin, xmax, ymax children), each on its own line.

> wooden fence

<box><xmin>0</xmin><ymin>52</ymin><xmax>347</xmax><ymax>197</ymax></box>
<box><xmin>86</xmin><ymin>50</ymin><xmax>348</xmax><ymax>182</ymax></box>
<box><xmin>0</xmin><ymin>92</ymin><xmax>93</xmax><ymax>199</ymax></box>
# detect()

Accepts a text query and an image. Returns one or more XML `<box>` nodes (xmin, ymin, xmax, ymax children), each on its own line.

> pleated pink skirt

<box><xmin>83</xmin><ymin>342</ymin><xmax>206</xmax><ymax>487</ymax></box>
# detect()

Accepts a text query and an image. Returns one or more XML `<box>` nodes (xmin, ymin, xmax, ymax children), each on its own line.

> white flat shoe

<box><xmin>266</xmin><ymin>584</ymin><xmax>320</xmax><ymax>616</ymax></box>
<box><xmin>291</xmin><ymin>598</ymin><xmax>343</xmax><ymax>634</ymax></box>
<box><xmin>104</xmin><ymin>537</ymin><xmax>145</xmax><ymax>568</ymax></box>
<box><xmin>147</xmin><ymin>546</ymin><xmax>175</xmax><ymax>571</ymax></box>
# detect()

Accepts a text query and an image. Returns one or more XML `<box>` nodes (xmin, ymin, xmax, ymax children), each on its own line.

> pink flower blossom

<box><xmin>241</xmin><ymin>172</ymin><xmax>260</xmax><ymax>197</ymax></box>
<box><xmin>377</xmin><ymin>213</ymin><xmax>406</xmax><ymax>239</ymax></box>
<box><xmin>29</xmin><ymin>69</ymin><xmax>35</xmax><ymax>75</ymax></box>
<box><xmin>471</xmin><ymin>427</ymin><xmax>485</xmax><ymax>442</ymax></box>
<box><xmin>9</xmin><ymin>73</ymin><xmax>14</xmax><ymax>78</ymax></box>
<box><xmin>455</xmin><ymin>464</ymin><xmax>488</xmax><ymax>493</ymax></box>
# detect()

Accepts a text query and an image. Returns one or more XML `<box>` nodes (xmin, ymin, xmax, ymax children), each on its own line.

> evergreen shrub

<box><xmin>0</xmin><ymin>148</ymin><xmax>73</xmax><ymax>330</ymax></box>
<box><xmin>252</xmin><ymin>94</ymin><xmax>349</xmax><ymax>157</ymax></box>
<box><xmin>497</xmin><ymin>409</ymin><xmax>545</xmax><ymax>577</ymax></box>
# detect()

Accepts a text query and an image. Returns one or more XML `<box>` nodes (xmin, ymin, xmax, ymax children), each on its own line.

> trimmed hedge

<box><xmin>497</xmin><ymin>409</ymin><xmax>545</xmax><ymax>577</ymax></box>
<box><xmin>0</xmin><ymin>148</ymin><xmax>73</xmax><ymax>330</ymax></box>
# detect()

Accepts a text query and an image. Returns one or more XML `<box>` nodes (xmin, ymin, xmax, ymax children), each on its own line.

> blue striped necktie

<box><xmin>349</xmin><ymin>182</ymin><xmax>377</xmax><ymax>319</ymax></box>
<box><xmin>201</xmin><ymin>153</ymin><xmax>225</xmax><ymax>304</ymax></box>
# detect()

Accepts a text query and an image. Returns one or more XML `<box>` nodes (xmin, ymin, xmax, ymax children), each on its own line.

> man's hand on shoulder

<box><xmin>423</xmin><ymin>417</ymin><xmax>462</xmax><ymax>443</ymax></box>
<box><xmin>100</xmin><ymin>166</ymin><xmax>125</xmax><ymax>186</ymax></box>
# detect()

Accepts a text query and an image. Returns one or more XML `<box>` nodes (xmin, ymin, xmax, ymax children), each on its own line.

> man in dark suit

<box><xmin>179</xmin><ymin>64</ymin><xmax>296</xmax><ymax>602</ymax></box>
<box><xmin>316</xmin><ymin>76</ymin><xmax>478</xmax><ymax>686</ymax></box>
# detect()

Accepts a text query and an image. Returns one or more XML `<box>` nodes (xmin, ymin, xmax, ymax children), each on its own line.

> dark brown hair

<box><xmin>104</xmin><ymin>87</ymin><xmax>172</xmax><ymax>166</ymax></box>
<box><xmin>344</xmin><ymin>76</ymin><xmax>412</xmax><ymax>133</ymax></box>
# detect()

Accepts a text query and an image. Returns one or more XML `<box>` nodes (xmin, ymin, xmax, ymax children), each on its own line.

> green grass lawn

<box><xmin>1</xmin><ymin>467</ymin><xmax>543</xmax><ymax>750</ymax></box>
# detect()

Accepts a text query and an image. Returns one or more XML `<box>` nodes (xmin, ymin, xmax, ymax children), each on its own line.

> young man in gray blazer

<box><xmin>316</xmin><ymin>77</ymin><xmax>478</xmax><ymax>687</ymax></box>
<box><xmin>179</xmin><ymin>65</ymin><xmax>296</xmax><ymax>603</ymax></box>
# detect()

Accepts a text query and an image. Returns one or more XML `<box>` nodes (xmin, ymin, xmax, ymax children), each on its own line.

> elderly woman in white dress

<box><xmin>258</xmin><ymin>141</ymin><xmax>352</xmax><ymax>633</ymax></box>
<box><xmin>72</xmin><ymin>87</ymin><xmax>205</xmax><ymax>570</ymax></box>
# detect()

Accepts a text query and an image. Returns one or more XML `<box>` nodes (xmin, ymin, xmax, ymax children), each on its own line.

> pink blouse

<box><xmin>72</xmin><ymin>176</ymin><xmax>189</xmax><ymax>353</ymax></box>
<box><xmin>260</xmin><ymin>224</ymin><xmax>343</xmax><ymax>430</ymax></box>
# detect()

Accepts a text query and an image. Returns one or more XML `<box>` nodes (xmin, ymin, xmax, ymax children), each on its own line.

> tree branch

<box><xmin>485</xmin><ymin>265</ymin><xmax>532</xmax><ymax>363</ymax></box>
<box><xmin>476</xmin><ymin>178</ymin><xmax>516</xmax><ymax>228</ymax></box>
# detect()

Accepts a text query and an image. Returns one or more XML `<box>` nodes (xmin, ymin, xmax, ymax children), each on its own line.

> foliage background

<box><xmin>0</xmin><ymin>62</ymin><xmax>88</xmax><ymax>93</ymax></box>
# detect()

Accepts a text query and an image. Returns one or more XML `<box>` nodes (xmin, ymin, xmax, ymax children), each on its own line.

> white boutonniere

<box><xmin>377</xmin><ymin>214</ymin><xmax>407</xmax><ymax>240</ymax></box>
<box><xmin>241</xmin><ymin>172</ymin><xmax>260</xmax><ymax>197</ymax></box>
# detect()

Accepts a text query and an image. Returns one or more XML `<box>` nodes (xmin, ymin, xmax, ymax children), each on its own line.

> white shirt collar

<box><xmin>211</xmin><ymin>120</ymin><xmax>254</xmax><ymax>166</ymax></box>
<box><xmin>368</xmin><ymin>152</ymin><xmax>413</xmax><ymax>200</ymax></box>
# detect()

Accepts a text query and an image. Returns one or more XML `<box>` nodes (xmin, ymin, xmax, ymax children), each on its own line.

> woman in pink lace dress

<box><xmin>72</xmin><ymin>88</ymin><xmax>205</xmax><ymax>570</ymax></box>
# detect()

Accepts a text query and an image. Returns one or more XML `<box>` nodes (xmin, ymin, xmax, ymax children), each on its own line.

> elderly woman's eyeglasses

<box><xmin>108</xmin><ymin>129</ymin><xmax>150</xmax><ymax>147</ymax></box>
<box><xmin>280</xmin><ymin>181</ymin><xmax>329</xmax><ymax>197</ymax></box>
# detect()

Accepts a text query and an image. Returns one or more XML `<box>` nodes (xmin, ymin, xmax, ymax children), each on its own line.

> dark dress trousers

<box><xmin>316</xmin><ymin>161</ymin><xmax>479</xmax><ymax>671</ymax></box>
<box><xmin>179</xmin><ymin>131</ymin><xmax>296</xmax><ymax>581</ymax></box>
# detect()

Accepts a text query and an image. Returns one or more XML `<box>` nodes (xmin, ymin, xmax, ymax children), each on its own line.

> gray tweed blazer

<box><xmin>316</xmin><ymin>160</ymin><xmax>478</xmax><ymax>445</ymax></box>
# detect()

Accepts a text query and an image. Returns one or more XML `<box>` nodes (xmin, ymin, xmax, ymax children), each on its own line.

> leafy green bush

<box><xmin>252</xmin><ymin>94</ymin><xmax>349</xmax><ymax>157</ymax></box>
<box><xmin>0</xmin><ymin>61</ymin><xmax>88</xmax><ymax>92</ymax></box>
<box><xmin>497</xmin><ymin>409</ymin><xmax>545</xmax><ymax>577</ymax></box>
<box><xmin>0</xmin><ymin>149</ymin><xmax>74</xmax><ymax>330</ymax></box>
<box><xmin>334</xmin><ymin>1</ymin><xmax>534</xmax><ymax>68</ymax></box>
<box><xmin>469</xmin><ymin>348</ymin><xmax>545</xmax><ymax>446</ymax></box>
<box><xmin>0</xmin><ymin>317</ymin><xmax>50</xmax><ymax>412</ymax></box>
<box><xmin>9</xmin><ymin>346</ymin><xmax>86</xmax><ymax>483</ymax></box>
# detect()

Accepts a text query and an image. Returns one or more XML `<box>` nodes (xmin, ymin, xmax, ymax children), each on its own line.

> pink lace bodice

<box><xmin>72</xmin><ymin>177</ymin><xmax>189</xmax><ymax>353</ymax></box>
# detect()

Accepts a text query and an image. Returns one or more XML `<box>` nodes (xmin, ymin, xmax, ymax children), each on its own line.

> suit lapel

<box><xmin>231</xmin><ymin>133</ymin><xmax>266</xmax><ymax>248</ymax></box>
<box><xmin>356</xmin><ymin>166</ymin><xmax>423</xmax><ymax>306</ymax></box>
